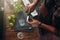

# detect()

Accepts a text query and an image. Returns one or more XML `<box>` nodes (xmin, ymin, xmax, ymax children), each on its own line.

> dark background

<box><xmin>0</xmin><ymin>0</ymin><xmax>5</xmax><ymax>40</ymax></box>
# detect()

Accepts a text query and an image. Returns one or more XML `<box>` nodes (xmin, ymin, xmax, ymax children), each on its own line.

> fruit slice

<box><xmin>9</xmin><ymin>23</ymin><xmax>14</xmax><ymax>27</ymax></box>
<box><xmin>8</xmin><ymin>16</ymin><xmax>11</xmax><ymax>20</ymax></box>
<box><xmin>11</xmin><ymin>15</ymin><xmax>16</xmax><ymax>19</ymax></box>
<box><xmin>12</xmin><ymin>19</ymin><xmax>16</xmax><ymax>23</ymax></box>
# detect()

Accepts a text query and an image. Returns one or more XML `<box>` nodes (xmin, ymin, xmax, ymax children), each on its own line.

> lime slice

<box><xmin>11</xmin><ymin>15</ymin><xmax>16</xmax><ymax>18</ymax></box>
<box><xmin>8</xmin><ymin>16</ymin><xmax>11</xmax><ymax>20</ymax></box>
<box><xmin>9</xmin><ymin>23</ymin><xmax>14</xmax><ymax>27</ymax></box>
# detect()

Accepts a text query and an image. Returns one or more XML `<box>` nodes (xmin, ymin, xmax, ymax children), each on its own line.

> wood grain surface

<box><xmin>6</xmin><ymin>27</ymin><xmax>40</xmax><ymax>40</ymax></box>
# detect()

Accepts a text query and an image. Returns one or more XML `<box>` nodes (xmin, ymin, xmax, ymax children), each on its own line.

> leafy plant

<box><xmin>13</xmin><ymin>0</ymin><xmax>24</xmax><ymax>14</ymax></box>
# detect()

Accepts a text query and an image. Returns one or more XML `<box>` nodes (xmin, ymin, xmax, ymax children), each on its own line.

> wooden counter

<box><xmin>6</xmin><ymin>27</ymin><xmax>40</xmax><ymax>40</ymax></box>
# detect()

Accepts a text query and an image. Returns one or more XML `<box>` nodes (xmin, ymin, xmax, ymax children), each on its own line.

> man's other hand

<box><xmin>27</xmin><ymin>19</ymin><xmax>41</xmax><ymax>27</ymax></box>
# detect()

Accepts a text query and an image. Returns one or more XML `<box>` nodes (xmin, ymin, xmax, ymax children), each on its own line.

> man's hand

<box><xmin>24</xmin><ymin>0</ymin><xmax>38</xmax><ymax>15</ymax></box>
<box><xmin>25</xmin><ymin>4</ymin><xmax>35</xmax><ymax>15</ymax></box>
<box><xmin>27</xmin><ymin>19</ymin><xmax>41</xmax><ymax>27</ymax></box>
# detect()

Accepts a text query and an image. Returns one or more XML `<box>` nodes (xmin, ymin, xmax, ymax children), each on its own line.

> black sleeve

<box><xmin>55</xmin><ymin>29</ymin><xmax>60</xmax><ymax>37</ymax></box>
<box><xmin>45</xmin><ymin>0</ymin><xmax>56</xmax><ymax>11</ymax></box>
<box><xmin>52</xmin><ymin>16</ymin><xmax>60</xmax><ymax>37</ymax></box>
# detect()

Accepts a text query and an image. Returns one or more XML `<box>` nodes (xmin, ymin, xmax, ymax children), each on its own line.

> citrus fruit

<box><xmin>9</xmin><ymin>23</ymin><xmax>14</xmax><ymax>27</ymax></box>
<box><xmin>11</xmin><ymin>15</ymin><xmax>16</xmax><ymax>19</ymax></box>
<box><xmin>8</xmin><ymin>16</ymin><xmax>11</xmax><ymax>20</ymax></box>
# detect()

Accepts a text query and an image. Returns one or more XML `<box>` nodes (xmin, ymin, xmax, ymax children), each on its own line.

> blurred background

<box><xmin>0</xmin><ymin>0</ymin><xmax>4</xmax><ymax>40</ymax></box>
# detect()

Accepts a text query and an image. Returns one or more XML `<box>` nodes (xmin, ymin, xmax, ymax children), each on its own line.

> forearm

<box><xmin>40</xmin><ymin>23</ymin><xmax>56</xmax><ymax>33</ymax></box>
<box><xmin>31</xmin><ymin>0</ymin><xmax>38</xmax><ymax>6</ymax></box>
<box><xmin>32</xmin><ymin>0</ymin><xmax>38</xmax><ymax>5</ymax></box>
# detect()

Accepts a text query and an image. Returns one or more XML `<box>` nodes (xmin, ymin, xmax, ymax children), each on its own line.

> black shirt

<box><xmin>38</xmin><ymin>0</ymin><xmax>60</xmax><ymax>37</ymax></box>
